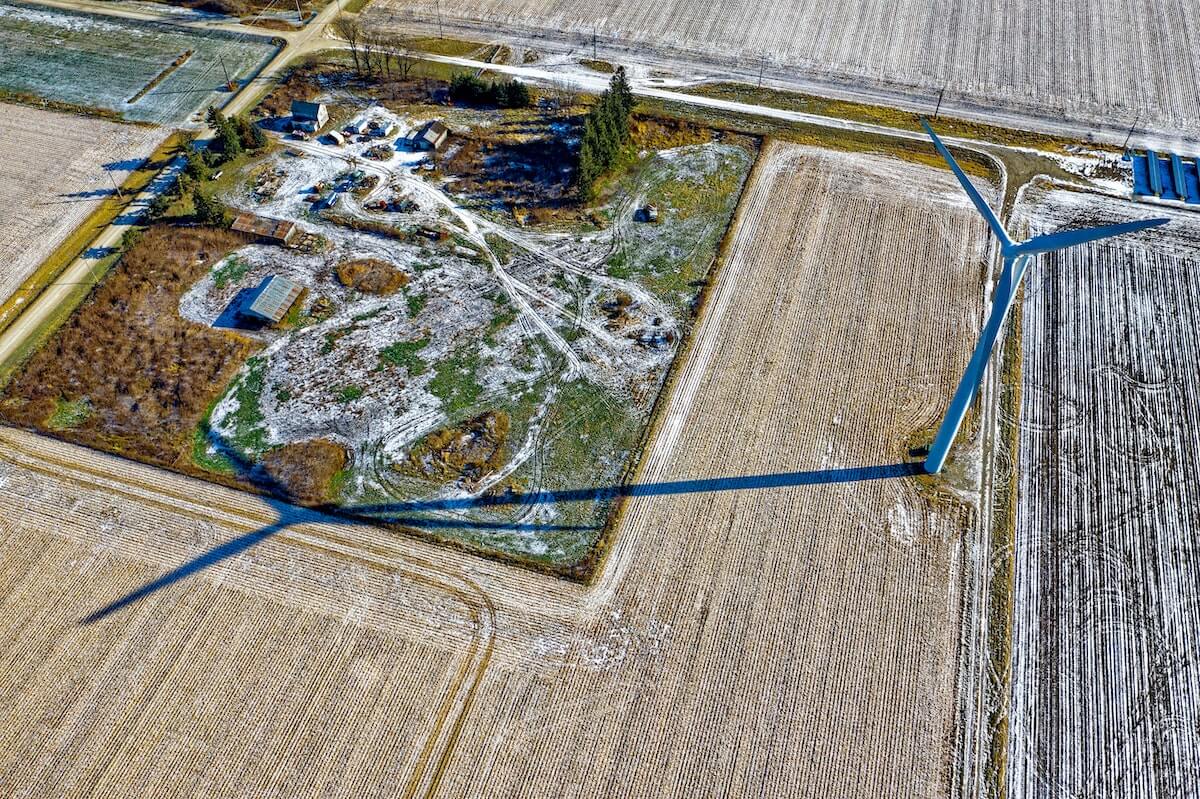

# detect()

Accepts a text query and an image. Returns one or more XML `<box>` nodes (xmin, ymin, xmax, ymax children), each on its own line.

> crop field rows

<box><xmin>1007</xmin><ymin>188</ymin><xmax>1200</xmax><ymax>797</ymax></box>
<box><xmin>0</xmin><ymin>0</ymin><xmax>276</xmax><ymax>125</ymax></box>
<box><xmin>0</xmin><ymin>103</ymin><xmax>162</xmax><ymax>307</ymax></box>
<box><xmin>429</xmin><ymin>141</ymin><xmax>993</xmax><ymax>796</ymax></box>
<box><xmin>368</xmin><ymin>0</ymin><xmax>1200</xmax><ymax>135</ymax></box>
<box><xmin>0</xmin><ymin>140</ymin><xmax>992</xmax><ymax>796</ymax></box>
<box><xmin>0</xmin><ymin>436</ymin><xmax>488</xmax><ymax>798</ymax></box>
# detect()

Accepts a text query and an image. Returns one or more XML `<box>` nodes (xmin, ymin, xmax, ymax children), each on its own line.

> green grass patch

<box><xmin>211</xmin><ymin>255</ymin><xmax>254</xmax><ymax>289</ymax></box>
<box><xmin>405</xmin><ymin>290</ymin><xmax>427</xmax><ymax>318</ymax></box>
<box><xmin>378</xmin><ymin>337</ymin><xmax>430</xmax><ymax>375</ymax></box>
<box><xmin>580</xmin><ymin>59</ymin><xmax>615</xmax><ymax>74</ymax></box>
<box><xmin>336</xmin><ymin>384</ymin><xmax>364</xmax><ymax>403</ymax></box>
<box><xmin>428</xmin><ymin>349</ymin><xmax>483</xmax><ymax>417</ymax></box>
<box><xmin>223</xmin><ymin>355</ymin><xmax>269</xmax><ymax>455</ymax></box>
<box><xmin>406</xmin><ymin>36</ymin><xmax>489</xmax><ymax>58</ymax></box>
<box><xmin>46</xmin><ymin>397</ymin><xmax>92</xmax><ymax>430</ymax></box>
<box><xmin>351</xmin><ymin>306</ymin><xmax>386</xmax><ymax>323</ymax></box>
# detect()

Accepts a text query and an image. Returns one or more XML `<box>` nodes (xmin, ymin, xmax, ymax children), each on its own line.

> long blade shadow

<box><xmin>81</xmin><ymin>519</ymin><xmax>289</xmax><ymax>624</ymax></box>
<box><xmin>353</xmin><ymin>462</ymin><xmax>922</xmax><ymax>516</ymax></box>
<box><xmin>80</xmin><ymin>459</ymin><xmax>921</xmax><ymax>624</ymax></box>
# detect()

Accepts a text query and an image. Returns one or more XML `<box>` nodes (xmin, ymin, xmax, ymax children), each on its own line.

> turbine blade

<box><xmin>920</xmin><ymin>119</ymin><xmax>1010</xmax><ymax>245</ymax></box>
<box><xmin>1013</xmin><ymin>217</ymin><xmax>1169</xmax><ymax>256</ymax></box>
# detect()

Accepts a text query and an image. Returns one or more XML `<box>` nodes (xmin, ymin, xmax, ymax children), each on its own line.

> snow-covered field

<box><xmin>0</xmin><ymin>0</ymin><xmax>276</xmax><ymax>125</ymax></box>
<box><xmin>1008</xmin><ymin>187</ymin><xmax>1200</xmax><ymax>797</ymax></box>
<box><xmin>368</xmin><ymin>0</ymin><xmax>1200</xmax><ymax>136</ymax></box>
<box><xmin>0</xmin><ymin>103</ymin><xmax>162</xmax><ymax>315</ymax></box>
<box><xmin>191</xmin><ymin>107</ymin><xmax>751</xmax><ymax>566</ymax></box>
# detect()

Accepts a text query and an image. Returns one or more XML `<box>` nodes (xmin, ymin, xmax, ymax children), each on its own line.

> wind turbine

<box><xmin>920</xmin><ymin>119</ymin><xmax>1168</xmax><ymax>474</ymax></box>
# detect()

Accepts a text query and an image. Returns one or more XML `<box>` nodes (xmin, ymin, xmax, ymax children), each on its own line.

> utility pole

<box><xmin>1121</xmin><ymin>111</ymin><xmax>1141</xmax><ymax>152</ymax></box>
<box><xmin>295</xmin><ymin>0</ymin><xmax>303</xmax><ymax>24</ymax></box>
<box><xmin>592</xmin><ymin>27</ymin><xmax>597</xmax><ymax>60</ymax></box>
<box><xmin>106</xmin><ymin>171</ymin><xmax>124</xmax><ymax>200</ymax></box>
<box><xmin>436</xmin><ymin>0</ymin><xmax>443</xmax><ymax>40</ymax></box>
<box><xmin>220</xmin><ymin>56</ymin><xmax>231</xmax><ymax>86</ymax></box>
<box><xmin>933</xmin><ymin>85</ymin><xmax>946</xmax><ymax>118</ymax></box>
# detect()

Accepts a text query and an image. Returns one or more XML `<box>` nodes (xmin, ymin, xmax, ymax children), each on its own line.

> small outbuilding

<box><xmin>241</xmin><ymin>275</ymin><xmax>302</xmax><ymax>324</ymax></box>
<box><xmin>291</xmin><ymin>100</ymin><xmax>328</xmax><ymax>130</ymax></box>
<box><xmin>410</xmin><ymin>120</ymin><xmax>449</xmax><ymax>151</ymax></box>
<box><xmin>231</xmin><ymin>212</ymin><xmax>298</xmax><ymax>245</ymax></box>
<box><xmin>326</xmin><ymin>130</ymin><xmax>345</xmax><ymax>146</ymax></box>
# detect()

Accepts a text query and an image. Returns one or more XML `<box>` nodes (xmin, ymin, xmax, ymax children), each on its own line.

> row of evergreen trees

<box><xmin>448</xmin><ymin>74</ymin><xmax>531</xmax><ymax>109</ymax></box>
<box><xmin>149</xmin><ymin>107</ymin><xmax>271</xmax><ymax>226</ymax></box>
<box><xmin>577</xmin><ymin>67</ymin><xmax>635</xmax><ymax>200</ymax></box>
<box><xmin>205</xmin><ymin>106</ymin><xmax>267</xmax><ymax>164</ymax></box>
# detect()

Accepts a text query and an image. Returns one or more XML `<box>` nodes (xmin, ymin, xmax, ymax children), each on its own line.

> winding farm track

<box><xmin>0</xmin><ymin>141</ymin><xmax>993</xmax><ymax>796</ymax></box>
<box><xmin>1008</xmin><ymin>188</ymin><xmax>1200</xmax><ymax>798</ymax></box>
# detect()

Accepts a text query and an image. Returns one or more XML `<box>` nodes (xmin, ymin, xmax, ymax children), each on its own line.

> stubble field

<box><xmin>367</xmin><ymin>0</ymin><xmax>1200</xmax><ymax>135</ymax></box>
<box><xmin>0</xmin><ymin>139</ymin><xmax>993</xmax><ymax>796</ymax></box>
<box><xmin>0</xmin><ymin>104</ymin><xmax>161</xmax><ymax>307</ymax></box>
<box><xmin>1007</xmin><ymin>187</ymin><xmax>1200</xmax><ymax>797</ymax></box>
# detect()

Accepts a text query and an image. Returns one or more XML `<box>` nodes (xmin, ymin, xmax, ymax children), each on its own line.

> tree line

<box><xmin>334</xmin><ymin>18</ymin><xmax>417</xmax><ymax>80</ymax></box>
<box><xmin>143</xmin><ymin>107</ymin><xmax>270</xmax><ymax>227</ymax></box>
<box><xmin>577</xmin><ymin>67</ymin><xmax>635</xmax><ymax>201</ymax></box>
<box><xmin>448</xmin><ymin>74</ymin><xmax>531</xmax><ymax>108</ymax></box>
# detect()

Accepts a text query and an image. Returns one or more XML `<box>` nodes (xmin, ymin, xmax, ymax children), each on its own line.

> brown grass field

<box><xmin>0</xmin><ymin>104</ymin><xmax>160</xmax><ymax>311</ymax></box>
<box><xmin>0</xmin><ymin>140</ymin><xmax>992</xmax><ymax>797</ymax></box>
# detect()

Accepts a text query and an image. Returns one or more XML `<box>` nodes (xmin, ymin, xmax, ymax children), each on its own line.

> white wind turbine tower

<box><xmin>920</xmin><ymin>119</ymin><xmax>1168</xmax><ymax>473</ymax></box>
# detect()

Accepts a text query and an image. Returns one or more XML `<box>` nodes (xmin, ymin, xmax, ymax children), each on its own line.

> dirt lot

<box><xmin>1007</xmin><ymin>187</ymin><xmax>1200</xmax><ymax>797</ymax></box>
<box><xmin>0</xmin><ymin>103</ymin><xmax>161</xmax><ymax>309</ymax></box>
<box><xmin>367</xmin><ymin>0</ymin><xmax>1200</xmax><ymax>135</ymax></box>
<box><xmin>0</xmin><ymin>139</ymin><xmax>991</xmax><ymax>797</ymax></box>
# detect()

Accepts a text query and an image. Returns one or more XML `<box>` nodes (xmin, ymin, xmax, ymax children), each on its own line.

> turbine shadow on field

<box><xmin>80</xmin><ymin>427</ymin><xmax>920</xmax><ymax>623</ymax></box>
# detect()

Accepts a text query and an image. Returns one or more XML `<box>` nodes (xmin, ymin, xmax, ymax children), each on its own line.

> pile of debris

<box><xmin>400</xmin><ymin>411</ymin><xmax>511</xmax><ymax>487</ymax></box>
<box><xmin>252</xmin><ymin>167</ymin><xmax>284</xmax><ymax>201</ymax></box>
<box><xmin>364</xmin><ymin>144</ymin><xmax>393</xmax><ymax>161</ymax></box>
<box><xmin>365</xmin><ymin>196</ymin><xmax>418</xmax><ymax>213</ymax></box>
<box><xmin>600</xmin><ymin>292</ymin><xmax>636</xmax><ymax>329</ymax></box>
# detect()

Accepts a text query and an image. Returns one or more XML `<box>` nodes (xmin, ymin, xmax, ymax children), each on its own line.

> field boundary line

<box><xmin>0</xmin><ymin>427</ymin><xmax>497</xmax><ymax>793</ymax></box>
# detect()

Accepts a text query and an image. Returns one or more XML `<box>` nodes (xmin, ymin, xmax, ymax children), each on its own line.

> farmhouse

<box><xmin>230</xmin><ymin>212</ymin><xmax>297</xmax><ymax>245</ymax></box>
<box><xmin>409</xmin><ymin>120</ymin><xmax>449</xmax><ymax>151</ymax></box>
<box><xmin>291</xmin><ymin>100</ymin><xmax>328</xmax><ymax>132</ymax></box>
<box><xmin>241</xmin><ymin>275</ymin><xmax>302</xmax><ymax>324</ymax></box>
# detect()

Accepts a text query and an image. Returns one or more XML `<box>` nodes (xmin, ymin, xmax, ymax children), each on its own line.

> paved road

<box><xmin>0</xmin><ymin>157</ymin><xmax>186</xmax><ymax>368</ymax></box>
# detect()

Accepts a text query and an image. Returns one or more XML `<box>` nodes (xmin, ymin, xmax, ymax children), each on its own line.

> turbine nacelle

<box><xmin>919</xmin><ymin>118</ymin><xmax>1168</xmax><ymax>474</ymax></box>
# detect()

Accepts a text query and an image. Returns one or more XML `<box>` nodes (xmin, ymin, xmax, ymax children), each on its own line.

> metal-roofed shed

<box><xmin>242</xmin><ymin>275</ymin><xmax>302</xmax><ymax>324</ymax></box>
<box><xmin>230</xmin><ymin>212</ymin><xmax>297</xmax><ymax>245</ymax></box>
<box><xmin>411</xmin><ymin>120</ymin><xmax>449</xmax><ymax>151</ymax></box>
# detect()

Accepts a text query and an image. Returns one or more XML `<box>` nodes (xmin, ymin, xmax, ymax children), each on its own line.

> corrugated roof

<box><xmin>245</xmin><ymin>275</ymin><xmax>302</xmax><ymax>323</ymax></box>
<box><xmin>231</xmin><ymin>212</ymin><xmax>296</xmax><ymax>242</ymax></box>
